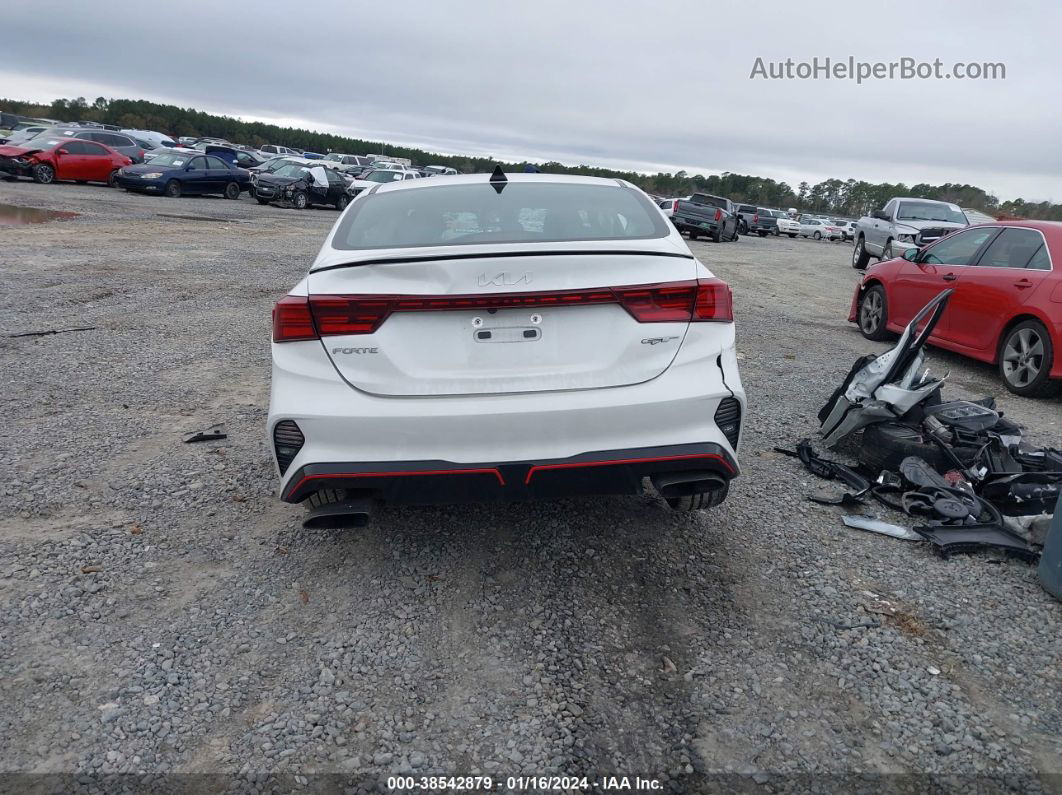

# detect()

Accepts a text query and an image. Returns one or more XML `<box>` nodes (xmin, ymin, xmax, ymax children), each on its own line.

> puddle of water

<box><xmin>0</xmin><ymin>203</ymin><xmax>79</xmax><ymax>226</ymax></box>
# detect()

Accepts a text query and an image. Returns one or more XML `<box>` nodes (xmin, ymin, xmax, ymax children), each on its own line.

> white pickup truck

<box><xmin>851</xmin><ymin>197</ymin><xmax>969</xmax><ymax>269</ymax></box>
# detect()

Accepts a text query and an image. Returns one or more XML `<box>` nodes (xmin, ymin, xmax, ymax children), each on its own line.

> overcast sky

<box><xmin>3</xmin><ymin>0</ymin><xmax>1059</xmax><ymax>202</ymax></box>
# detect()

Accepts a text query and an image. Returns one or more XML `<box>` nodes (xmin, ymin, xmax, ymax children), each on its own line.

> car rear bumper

<box><xmin>268</xmin><ymin>330</ymin><xmax>745</xmax><ymax>503</ymax></box>
<box><xmin>847</xmin><ymin>281</ymin><xmax>862</xmax><ymax>323</ymax></box>
<box><xmin>673</xmin><ymin>217</ymin><xmax>721</xmax><ymax>233</ymax></box>
<box><xmin>280</xmin><ymin>442</ymin><xmax>738</xmax><ymax>504</ymax></box>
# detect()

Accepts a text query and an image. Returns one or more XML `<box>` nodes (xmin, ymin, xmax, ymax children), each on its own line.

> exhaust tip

<box><xmin>303</xmin><ymin>497</ymin><xmax>373</xmax><ymax>529</ymax></box>
<box><xmin>651</xmin><ymin>471</ymin><xmax>728</xmax><ymax>500</ymax></box>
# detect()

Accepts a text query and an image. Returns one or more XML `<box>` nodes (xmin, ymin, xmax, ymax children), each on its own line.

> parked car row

<box><xmin>656</xmin><ymin>196</ymin><xmax>846</xmax><ymax>244</ymax></box>
<box><xmin>0</xmin><ymin>132</ymin><xmax>460</xmax><ymax>209</ymax></box>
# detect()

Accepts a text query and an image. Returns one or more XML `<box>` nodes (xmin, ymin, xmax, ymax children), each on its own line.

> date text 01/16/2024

<box><xmin>386</xmin><ymin>775</ymin><xmax>663</xmax><ymax>791</ymax></box>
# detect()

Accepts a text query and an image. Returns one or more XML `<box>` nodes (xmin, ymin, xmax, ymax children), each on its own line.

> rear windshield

<box><xmin>332</xmin><ymin>182</ymin><xmax>669</xmax><ymax>250</ymax></box>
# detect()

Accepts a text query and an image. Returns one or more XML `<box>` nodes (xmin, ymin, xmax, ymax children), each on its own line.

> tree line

<box><xmin>2</xmin><ymin>96</ymin><xmax>1056</xmax><ymax>220</ymax></box>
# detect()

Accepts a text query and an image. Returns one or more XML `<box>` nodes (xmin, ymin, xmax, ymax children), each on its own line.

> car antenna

<box><xmin>489</xmin><ymin>164</ymin><xmax>507</xmax><ymax>194</ymax></box>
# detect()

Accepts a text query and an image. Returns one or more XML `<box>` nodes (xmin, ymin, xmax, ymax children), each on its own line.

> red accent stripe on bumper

<box><xmin>523</xmin><ymin>452</ymin><xmax>735</xmax><ymax>485</ymax></box>
<box><xmin>285</xmin><ymin>467</ymin><xmax>505</xmax><ymax>500</ymax></box>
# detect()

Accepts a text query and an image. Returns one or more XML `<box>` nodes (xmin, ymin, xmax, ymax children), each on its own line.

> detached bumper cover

<box><xmin>281</xmin><ymin>442</ymin><xmax>738</xmax><ymax>504</ymax></box>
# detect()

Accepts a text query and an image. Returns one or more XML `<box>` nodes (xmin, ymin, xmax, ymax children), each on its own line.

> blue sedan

<box><xmin>115</xmin><ymin>151</ymin><xmax>250</xmax><ymax>199</ymax></box>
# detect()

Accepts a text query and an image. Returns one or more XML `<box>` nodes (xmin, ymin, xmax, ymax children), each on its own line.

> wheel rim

<box><xmin>294</xmin><ymin>194</ymin><xmax>306</xmax><ymax>208</ymax></box>
<box><xmin>860</xmin><ymin>291</ymin><xmax>883</xmax><ymax>334</ymax></box>
<box><xmin>39</xmin><ymin>166</ymin><xmax>54</xmax><ymax>183</ymax></box>
<box><xmin>814</xmin><ymin>232</ymin><xmax>821</xmax><ymax>239</ymax></box>
<box><xmin>853</xmin><ymin>241</ymin><xmax>863</xmax><ymax>264</ymax></box>
<box><xmin>227</xmin><ymin>183</ymin><xmax>238</xmax><ymax>198</ymax></box>
<box><xmin>1002</xmin><ymin>328</ymin><xmax>1045</xmax><ymax>387</ymax></box>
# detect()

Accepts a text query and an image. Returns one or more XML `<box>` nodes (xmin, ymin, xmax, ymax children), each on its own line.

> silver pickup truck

<box><xmin>851</xmin><ymin>197</ymin><xmax>969</xmax><ymax>269</ymax></box>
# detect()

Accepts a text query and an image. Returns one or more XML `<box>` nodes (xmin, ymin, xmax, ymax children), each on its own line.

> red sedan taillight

<box><xmin>271</xmin><ymin>279</ymin><xmax>733</xmax><ymax>342</ymax></box>
<box><xmin>272</xmin><ymin>295</ymin><xmax>317</xmax><ymax>342</ymax></box>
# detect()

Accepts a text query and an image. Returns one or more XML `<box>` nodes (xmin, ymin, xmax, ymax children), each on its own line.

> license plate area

<box><xmin>473</xmin><ymin>326</ymin><xmax>542</xmax><ymax>343</ymax></box>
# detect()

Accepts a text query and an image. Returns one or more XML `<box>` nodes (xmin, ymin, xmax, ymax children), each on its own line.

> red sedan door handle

<box><xmin>942</xmin><ymin>273</ymin><xmax>958</xmax><ymax>281</ymax></box>
<box><xmin>1014</xmin><ymin>279</ymin><xmax>1033</xmax><ymax>289</ymax></box>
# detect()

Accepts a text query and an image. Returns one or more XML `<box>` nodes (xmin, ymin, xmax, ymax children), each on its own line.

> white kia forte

<box><xmin>268</xmin><ymin>170</ymin><xmax>745</xmax><ymax>527</ymax></box>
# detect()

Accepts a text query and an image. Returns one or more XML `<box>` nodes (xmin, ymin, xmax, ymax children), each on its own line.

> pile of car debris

<box><xmin>781</xmin><ymin>289</ymin><xmax>1061</xmax><ymax>570</ymax></box>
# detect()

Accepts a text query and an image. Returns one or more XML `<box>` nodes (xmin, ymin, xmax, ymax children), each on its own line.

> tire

<box><xmin>858</xmin><ymin>284</ymin><xmax>890</xmax><ymax>341</ymax></box>
<box><xmin>712</xmin><ymin>225</ymin><xmax>723</xmax><ymax>243</ymax></box>
<box><xmin>688</xmin><ymin>229</ymin><xmax>700</xmax><ymax>240</ymax></box>
<box><xmin>881</xmin><ymin>238</ymin><xmax>894</xmax><ymax>260</ymax></box>
<box><xmin>107</xmin><ymin>169</ymin><xmax>120</xmax><ymax>188</ymax></box>
<box><xmin>291</xmin><ymin>191</ymin><xmax>308</xmax><ymax>210</ymax></box>
<box><xmin>223</xmin><ymin>181</ymin><xmax>240</xmax><ymax>200</ymax></box>
<box><xmin>164</xmin><ymin>180</ymin><xmax>181</xmax><ymax>198</ymax></box>
<box><xmin>852</xmin><ymin>236</ymin><xmax>871</xmax><ymax>269</ymax></box>
<box><xmin>334</xmin><ymin>193</ymin><xmax>349</xmax><ymax>211</ymax></box>
<box><xmin>738</xmin><ymin>221</ymin><xmax>748</xmax><ymax>235</ymax></box>
<box><xmin>257</xmin><ymin>198</ymin><xmax>270</xmax><ymax>205</ymax></box>
<box><xmin>32</xmin><ymin>163</ymin><xmax>55</xmax><ymax>184</ymax></box>
<box><xmin>998</xmin><ymin>319</ymin><xmax>1061</xmax><ymax>398</ymax></box>
<box><xmin>757</xmin><ymin>231</ymin><xmax>767</xmax><ymax>237</ymax></box>
<box><xmin>858</xmin><ymin>422</ymin><xmax>950</xmax><ymax>473</ymax></box>
<box><xmin>813</xmin><ymin>231</ymin><xmax>822</xmax><ymax>240</ymax></box>
<box><xmin>787</xmin><ymin>233</ymin><xmax>797</xmax><ymax>238</ymax></box>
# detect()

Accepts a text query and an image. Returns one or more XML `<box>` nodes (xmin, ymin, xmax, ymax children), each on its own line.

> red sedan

<box><xmin>849</xmin><ymin>220</ymin><xmax>1062</xmax><ymax>398</ymax></box>
<box><xmin>0</xmin><ymin>136</ymin><xmax>131</xmax><ymax>187</ymax></box>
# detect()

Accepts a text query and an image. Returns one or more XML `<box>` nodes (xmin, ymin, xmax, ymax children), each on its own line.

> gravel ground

<box><xmin>0</xmin><ymin>182</ymin><xmax>1059</xmax><ymax>793</ymax></box>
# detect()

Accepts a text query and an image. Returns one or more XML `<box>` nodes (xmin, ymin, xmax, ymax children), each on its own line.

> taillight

<box><xmin>614</xmin><ymin>283</ymin><xmax>700</xmax><ymax>322</ymax></box>
<box><xmin>693</xmin><ymin>278</ymin><xmax>733</xmax><ymax>322</ymax></box>
<box><xmin>285</xmin><ymin>280</ymin><xmax>734</xmax><ymax>339</ymax></box>
<box><xmin>671</xmin><ymin>199</ymin><xmax>679</xmax><ymax>213</ymax></box>
<box><xmin>714</xmin><ymin>208</ymin><xmax>722</xmax><ymax>222</ymax></box>
<box><xmin>753</xmin><ymin>213</ymin><xmax>759</xmax><ymax>224</ymax></box>
<box><xmin>272</xmin><ymin>295</ymin><xmax>317</xmax><ymax>342</ymax></box>
<box><xmin>311</xmin><ymin>295</ymin><xmax>394</xmax><ymax>335</ymax></box>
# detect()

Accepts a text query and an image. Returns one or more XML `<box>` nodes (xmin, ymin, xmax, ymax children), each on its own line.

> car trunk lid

<box><xmin>305</xmin><ymin>252</ymin><xmax>705</xmax><ymax>396</ymax></box>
